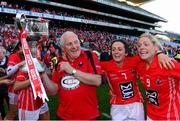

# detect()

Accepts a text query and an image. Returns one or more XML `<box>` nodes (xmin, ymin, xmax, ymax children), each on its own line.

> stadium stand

<box><xmin>0</xmin><ymin>0</ymin><xmax>179</xmax><ymax>59</ymax></box>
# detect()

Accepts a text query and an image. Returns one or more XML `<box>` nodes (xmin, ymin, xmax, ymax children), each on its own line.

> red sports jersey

<box><xmin>101</xmin><ymin>56</ymin><xmax>143</xmax><ymax>104</ymax></box>
<box><xmin>137</xmin><ymin>56</ymin><xmax>180</xmax><ymax>120</ymax></box>
<box><xmin>8</xmin><ymin>52</ymin><xmax>23</xmax><ymax>93</ymax></box>
<box><xmin>16</xmin><ymin>70</ymin><xmax>44</xmax><ymax>111</ymax></box>
<box><xmin>52</xmin><ymin>50</ymin><xmax>102</xmax><ymax>120</ymax></box>
<box><xmin>8</xmin><ymin>52</ymin><xmax>22</xmax><ymax>66</ymax></box>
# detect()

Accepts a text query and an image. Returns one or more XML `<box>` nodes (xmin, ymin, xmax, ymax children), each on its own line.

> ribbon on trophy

<box><xmin>17</xmin><ymin>14</ymin><xmax>48</xmax><ymax>102</ymax></box>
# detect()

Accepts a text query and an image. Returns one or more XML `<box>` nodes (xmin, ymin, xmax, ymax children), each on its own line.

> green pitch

<box><xmin>48</xmin><ymin>81</ymin><xmax>146</xmax><ymax>120</ymax></box>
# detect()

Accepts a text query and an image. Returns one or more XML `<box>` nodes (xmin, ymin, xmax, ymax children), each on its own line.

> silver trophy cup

<box><xmin>15</xmin><ymin>14</ymin><xmax>49</xmax><ymax>72</ymax></box>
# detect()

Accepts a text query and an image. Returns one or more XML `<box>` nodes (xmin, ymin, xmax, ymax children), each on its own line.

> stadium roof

<box><xmin>93</xmin><ymin>0</ymin><xmax>167</xmax><ymax>22</ymax></box>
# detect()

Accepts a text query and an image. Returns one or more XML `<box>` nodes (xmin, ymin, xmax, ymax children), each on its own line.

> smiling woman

<box><xmin>100</xmin><ymin>40</ymin><xmax>145</xmax><ymax>121</ymax></box>
<box><xmin>137</xmin><ymin>33</ymin><xmax>180</xmax><ymax>120</ymax></box>
<box><xmin>137</xmin><ymin>33</ymin><xmax>161</xmax><ymax>65</ymax></box>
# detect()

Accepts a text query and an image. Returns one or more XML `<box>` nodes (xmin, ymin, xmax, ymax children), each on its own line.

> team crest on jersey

<box><xmin>78</xmin><ymin>61</ymin><xmax>83</xmax><ymax>67</ymax></box>
<box><xmin>61</xmin><ymin>75</ymin><xmax>80</xmax><ymax>90</ymax></box>
<box><xmin>131</xmin><ymin>69</ymin><xmax>136</xmax><ymax>75</ymax></box>
<box><xmin>146</xmin><ymin>90</ymin><xmax>159</xmax><ymax>106</ymax></box>
<box><xmin>119</xmin><ymin>81</ymin><xmax>134</xmax><ymax>100</ymax></box>
<box><xmin>155</xmin><ymin>79</ymin><xmax>161</xmax><ymax>85</ymax></box>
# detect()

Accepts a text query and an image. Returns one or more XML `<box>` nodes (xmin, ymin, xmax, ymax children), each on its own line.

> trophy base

<box><xmin>21</xmin><ymin>58</ymin><xmax>46</xmax><ymax>73</ymax></box>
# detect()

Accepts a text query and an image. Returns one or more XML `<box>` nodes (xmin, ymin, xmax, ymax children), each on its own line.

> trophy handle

<box><xmin>15</xmin><ymin>14</ymin><xmax>26</xmax><ymax>31</ymax></box>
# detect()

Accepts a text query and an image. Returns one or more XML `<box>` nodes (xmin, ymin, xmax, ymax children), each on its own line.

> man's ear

<box><xmin>61</xmin><ymin>46</ymin><xmax>65</xmax><ymax>52</ymax></box>
<box><xmin>61</xmin><ymin>46</ymin><xmax>67</xmax><ymax>60</ymax></box>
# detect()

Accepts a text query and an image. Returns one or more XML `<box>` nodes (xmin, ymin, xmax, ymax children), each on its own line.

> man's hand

<box><xmin>158</xmin><ymin>53</ymin><xmax>175</xmax><ymax>69</ymax></box>
<box><xmin>59</xmin><ymin>61</ymin><xmax>74</xmax><ymax>74</ymax></box>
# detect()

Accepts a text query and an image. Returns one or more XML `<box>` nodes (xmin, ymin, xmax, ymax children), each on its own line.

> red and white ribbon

<box><xmin>20</xmin><ymin>31</ymin><xmax>48</xmax><ymax>102</ymax></box>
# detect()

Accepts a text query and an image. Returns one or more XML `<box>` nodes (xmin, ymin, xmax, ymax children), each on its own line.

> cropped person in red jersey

<box><xmin>13</xmin><ymin>39</ymin><xmax>55</xmax><ymax>120</ymax></box>
<box><xmin>5</xmin><ymin>44</ymin><xmax>25</xmax><ymax>120</ymax></box>
<box><xmin>137</xmin><ymin>33</ymin><xmax>180</xmax><ymax>120</ymax></box>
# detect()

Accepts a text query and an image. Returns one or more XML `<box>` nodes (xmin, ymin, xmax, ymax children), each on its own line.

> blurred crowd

<box><xmin>0</xmin><ymin>21</ymin><xmax>179</xmax><ymax>68</ymax></box>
